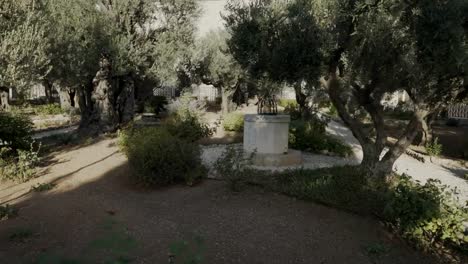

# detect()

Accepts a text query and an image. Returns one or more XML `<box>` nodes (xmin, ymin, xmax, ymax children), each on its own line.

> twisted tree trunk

<box><xmin>79</xmin><ymin>55</ymin><xmax>135</xmax><ymax>132</ymax></box>
<box><xmin>293</xmin><ymin>83</ymin><xmax>308</xmax><ymax>113</ymax></box>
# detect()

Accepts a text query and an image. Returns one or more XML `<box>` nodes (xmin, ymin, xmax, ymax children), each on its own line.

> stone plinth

<box><xmin>243</xmin><ymin>114</ymin><xmax>301</xmax><ymax>166</ymax></box>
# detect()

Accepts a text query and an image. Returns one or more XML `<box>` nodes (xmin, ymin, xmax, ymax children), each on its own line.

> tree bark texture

<box><xmin>79</xmin><ymin>55</ymin><xmax>135</xmax><ymax>132</ymax></box>
<box><xmin>221</xmin><ymin>87</ymin><xmax>234</xmax><ymax>115</ymax></box>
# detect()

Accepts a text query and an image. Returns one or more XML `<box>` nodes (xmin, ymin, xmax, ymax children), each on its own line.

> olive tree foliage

<box><xmin>225</xmin><ymin>0</ymin><xmax>467</xmax><ymax>181</ymax></box>
<box><xmin>0</xmin><ymin>0</ymin><xmax>199</xmax><ymax>130</ymax></box>
<box><xmin>224</xmin><ymin>0</ymin><xmax>322</xmax><ymax>112</ymax></box>
<box><xmin>190</xmin><ymin>30</ymin><xmax>247</xmax><ymax>113</ymax></box>
<box><xmin>0</xmin><ymin>0</ymin><xmax>51</xmax><ymax>99</ymax></box>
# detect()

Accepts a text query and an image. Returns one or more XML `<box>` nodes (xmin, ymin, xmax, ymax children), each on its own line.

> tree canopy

<box><xmin>225</xmin><ymin>0</ymin><xmax>468</xmax><ymax>180</ymax></box>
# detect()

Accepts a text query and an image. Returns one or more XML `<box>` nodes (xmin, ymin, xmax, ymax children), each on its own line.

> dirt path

<box><xmin>0</xmin><ymin>138</ymin><xmax>437</xmax><ymax>263</ymax></box>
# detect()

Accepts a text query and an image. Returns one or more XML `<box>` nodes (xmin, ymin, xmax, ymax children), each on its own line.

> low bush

<box><xmin>283</xmin><ymin>102</ymin><xmax>302</xmax><ymax>120</ymax></box>
<box><xmin>289</xmin><ymin>119</ymin><xmax>352</xmax><ymax>157</ymax></box>
<box><xmin>426</xmin><ymin>137</ymin><xmax>443</xmax><ymax>160</ymax></box>
<box><xmin>222</xmin><ymin>112</ymin><xmax>244</xmax><ymax>132</ymax></box>
<box><xmin>383</xmin><ymin>175</ymin><xmax>468</xmax><ymax>252</ymax></box>
<box><xmin>0</xmin><ymin>143</ymin><xmax>41</xmax><ymax>182</ymax></box>
<box><xmin>35</xmin><ymin>103</ymin><xmax>64</xmax><ymax>115</ymax></box>
<box><xmin>166</xmin><ymin>109</ymin><xmax>213</xmax><ymax>142</ymax></box>
<box><xmin>214</xmin><ymin>146</ymin><xmax>256</xmax><ymax>192</ymax></box>
<box><xmin>119</xmin><ymin>127</ymin><xmax>206</xmax><ymax>187</ymax></box>
<box><xmin>0</xmin><ymin>113</ymin><xmax>33</xmax><ymax>150</ymax></box>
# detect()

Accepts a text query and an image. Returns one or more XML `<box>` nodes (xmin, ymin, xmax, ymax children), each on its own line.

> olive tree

<box><xmin>224</xmin><ymin>0</ymin><xmax>322</xmax><ymax>113</ymax></box>
<box><xmin>0</xmin><ymin>0</ymin><xmax>51</xmax><ymax>102</ymax></box>
<box><xmin>225</xmin><ymin>0</ymin><xmax>467</xmax><ymax>181</ymax></box>
<box><xmin>15</xmin><ymin>0</ymin><xmax>199</xmax><ymax>131</ymax></box>
<box><xmin>190</xmin><ymin>30</ymin><xmax>248</xmax><ymax>114</ymax></box>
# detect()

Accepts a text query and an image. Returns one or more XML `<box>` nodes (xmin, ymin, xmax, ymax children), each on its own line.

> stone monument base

<box><xmin>251</xmin><ymin>149</ymin><xmax>302</xmax><ymax>167</ymax></box>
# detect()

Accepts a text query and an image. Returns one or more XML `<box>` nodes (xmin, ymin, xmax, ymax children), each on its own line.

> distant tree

<box><xmin>0</xmin><ymin>0</ymin><xmax>199</xmax><ymax>131</ymax></box>
<box><xmin>225</xmin><ymin>0</ymin><xmax>467</xmax><ymax>182</ymax></box>
<box><xmin>190</xmin><ymin>30</ymin><xmax>249</xmax><ymax>114</ymax></box>
<box><xmin>0</xmin><ymin>0</ymin><xmax>51</xmax><ymax>100</ymax></box>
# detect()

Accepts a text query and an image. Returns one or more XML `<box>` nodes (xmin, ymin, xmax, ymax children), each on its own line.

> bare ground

<box><xmin>0</xmin><ymin>138</ymin><xmax>438</xmax><ymax>264</ymax></box>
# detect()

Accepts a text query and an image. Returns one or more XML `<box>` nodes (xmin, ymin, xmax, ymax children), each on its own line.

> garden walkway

<box><xmin>0</xmin><ymin>138</ymin><xmax>436</xmax><ymax>263</ymax></box>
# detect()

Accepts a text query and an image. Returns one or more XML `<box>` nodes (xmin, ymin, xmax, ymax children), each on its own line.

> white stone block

<box><xmin>243</xmin><ymin>114</ymin><xmax>290</xmax><ymax>154</ymax></box>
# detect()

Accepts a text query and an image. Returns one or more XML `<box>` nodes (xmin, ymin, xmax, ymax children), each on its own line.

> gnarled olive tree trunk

<box><xmin>79</xmin><ymin>56</ymin><xmax>134</xmax><ymax>133</ymax></box>
<box><xmin>221</xmin><ymin>87</ymin><xmax>235</xmax><ymax>115</ymax></box>
<box><xmin>293</xmin><ymin>83</ymin><xmax>308</xmax><ymax>113</ymax></box>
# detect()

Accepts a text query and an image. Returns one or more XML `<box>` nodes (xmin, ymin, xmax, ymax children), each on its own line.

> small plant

<box><xmin>0</xmin><ymin>204</ymin><xmax>18</xmax><ymax>220</ymax></box>
<box><xmin>425</xmin><ymin>137</ymin><xmax>442</xmax><ymax>161</ymax></box>
<box><xmin>0</xmin><ymin>142</ymin><xmax>41</xmax><ymax>182</ymax></box>
<box><xmin>8</xmin><ymin>227</ymin><xmax>35</xmax><ymax>243</ymax></box>
<box><xmin>222</xmin><ymin>112</ymin><xmax>244</xmax><ymax>132</ymax></box>
<box><xmin>120</xmin><ymin>127</ymin><xmax>206</xmax><ymax>187</ymax></box>
<box><xmin>31</xmin><ymin>183</ymin><xmax>56</xmax><ymax>192</ymax></box>
<box><xmin>214</xmin><ymin>146</ymin><xmax>254</xmax><ymax>192</ymax></box>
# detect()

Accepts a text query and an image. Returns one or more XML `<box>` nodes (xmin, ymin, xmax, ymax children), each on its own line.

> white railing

<box><xmin>448</xmin><ymin>104</ymin><xmax>468</xmax><ymax>120</ymax></box>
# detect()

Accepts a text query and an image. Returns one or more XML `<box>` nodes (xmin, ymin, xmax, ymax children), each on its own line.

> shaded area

<box><xmin>0</xmin><ymin>139</ymin><xmax>437</xmax><ymax>263</ymax></box>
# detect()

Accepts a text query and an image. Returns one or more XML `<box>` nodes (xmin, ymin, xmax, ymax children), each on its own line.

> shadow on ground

<box><xmin>0</xmin><ymin>142</ymin><xmax>440</xmax><ymax>264</ymax></box>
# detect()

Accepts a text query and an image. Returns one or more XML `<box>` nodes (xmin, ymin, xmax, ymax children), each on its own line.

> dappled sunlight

<box><xmin>0</xmin><ymin>138</ymin><xmax>125</xmax><ymax>205</ymax></box>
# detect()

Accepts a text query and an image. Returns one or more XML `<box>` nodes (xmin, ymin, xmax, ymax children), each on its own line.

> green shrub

<box><xmin>166</xmin><ymin>109</ymin><xmax>213</xmax><ymax>142</ymax></box>
<box><xmin>214</xmin><ymin>146</ymin><xmax>256</xmax><ymax>192</ymax></box>
<box><xmin>35</xmin><ymin>104</ymin><xmax>64</xmax><ymax>115</ymax></box>
<box><xmin>222</xmin><ymin>112</ymin><xmax>244</xmax><ymax>132</ymax></box>
<box><xmin>120</xmin><ymin>127</ymin><xmax>206</xmax><ymax>187</ymax></box>
<box><xmin>426</xmin><ymin>137</ymin><xmax>443</xmax><ymax>159</ymax></box>
<box><xmin>0</xmin><ymin>113</ymin><xmax>33</xmax><ymax>150</ymax></box>
<box><xmin>271</xmin><ymin>166</ymin><xmax>380</xmax><ymax>213</ymax></box>
<box><xmin>278</xmin><ymin>99</ymin><xmax>297</xmax><ymax>108</ymax></box>
<box><xmin>0</xmin><ymin>143</ymin><xmax>41</xmax><ymax>182</ymax></box>
<box><xmin>383</xmin><ymin>175</ymin><xmax>468</xmax><ymax>251</ymax></box>
<box><xmin>144</xmin><ymin>96</ymin><xmax>168</xmax><ymax>115</ymax></box>
<box><xmin>283</xmin><ymin>102</ymin><xmax>302</xmax><ymax>120</ymax></box>
<box><xmin>288</xmin><ymin>119</ymin><xmax>352</xmax><ymax>157</ymax></box>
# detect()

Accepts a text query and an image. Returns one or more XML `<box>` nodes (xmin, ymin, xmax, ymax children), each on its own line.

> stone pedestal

<box><xmin>243</xmin><ymin>114</ymin><xmax>302</xmax><ymax>166</ymax></box>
